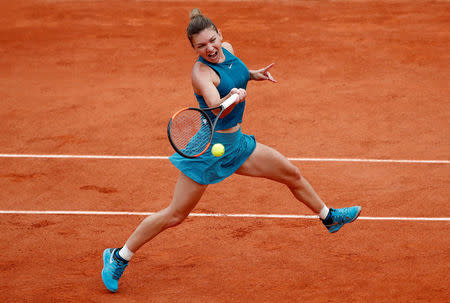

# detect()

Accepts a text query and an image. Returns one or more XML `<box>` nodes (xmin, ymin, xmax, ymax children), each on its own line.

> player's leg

<box><xmin>102</xmin><ymin>172</ymin><xmax>207</xmax><ymax>292</ymax></box>
<box><xmin>236</xmin><ymin>142</ymin><xmax>325</xmax><ymax>213</ymax></box>
<box><xmin>124</xmin><ymin>172</ymin><xmax>207</xmax><ymax>252</ymax></box>
<box><xmin>236</xmin><ymin>143</ymin><xmax>361</xmax><ymax>233</ymax></box>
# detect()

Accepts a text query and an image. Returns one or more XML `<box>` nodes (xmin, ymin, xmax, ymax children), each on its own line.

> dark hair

<box><xmin>187</xmin><ymin>8</ymin><xmax>218</xmax><ymax>46</ymax></box>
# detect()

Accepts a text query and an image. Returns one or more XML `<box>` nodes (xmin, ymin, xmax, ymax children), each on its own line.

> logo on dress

<box><xmin>228</xmin><ymin>63</ymin><xmax>233</xmax><ymax>69</ymax></box>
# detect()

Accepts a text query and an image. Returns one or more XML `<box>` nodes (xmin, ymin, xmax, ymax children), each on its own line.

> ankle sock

<box><xmin>114</xmin><ymin>249</ymin><xmax>128</xmax><ymax>263</ymax></box>
<box><xmin>118</xmin><ymin>245</ymin><xmax>134</xmax><ymax>262</ymax></box>
<box><xmin>319</xmin><ymin>206</ymin><xmax>330</xmax><ymax>220</ymax></box>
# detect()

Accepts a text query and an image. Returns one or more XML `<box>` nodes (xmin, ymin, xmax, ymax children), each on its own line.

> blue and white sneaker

<box><xmin>101</xmin><ymin>248</ymin><xmax>128</xmax><ymax>292</ymax></box>
<box><xmin>322</xmin><ymin>206</ymin><xmax>362</xmax><ymax>233</ymax></box>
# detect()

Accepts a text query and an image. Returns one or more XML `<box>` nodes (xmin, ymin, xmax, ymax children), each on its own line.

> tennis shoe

<box><xmin>322</xmin><ymin>206</ymin><xmax>361</xmax><ymax>233</ymax></box>
<box><xmin>101</xmin><ymin>248</ymin><xmax>128</xmax><ymax>292</ymax></box>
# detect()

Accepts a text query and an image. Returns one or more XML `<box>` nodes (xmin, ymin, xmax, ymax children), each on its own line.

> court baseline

<box><xmin>1</xmin><ymin>210</ymin><xmax>448</xmax><ymax>221</ymax></box>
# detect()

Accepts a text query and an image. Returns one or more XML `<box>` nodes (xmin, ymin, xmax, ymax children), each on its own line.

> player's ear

<box><xmin>217</xmin><ymin>29</ymin><xmax>223</xmax><ymax>41</ymax></box>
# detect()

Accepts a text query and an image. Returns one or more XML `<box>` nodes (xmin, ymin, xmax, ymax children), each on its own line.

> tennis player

<box><xmin>102</xmin><ymin>8</ymin><xmax>362</xmax><ymax>293</ymax></box>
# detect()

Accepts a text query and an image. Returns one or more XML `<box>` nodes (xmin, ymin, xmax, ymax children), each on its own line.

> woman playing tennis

<box><xmin>102</xmin><ymin>9</ymin><xmax>361</xmax><ymax>293</ymax></box>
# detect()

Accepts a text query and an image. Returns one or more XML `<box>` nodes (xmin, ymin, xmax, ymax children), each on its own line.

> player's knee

<box><xmin>284</xmin><ymin>164</ymin><xmax>302</xmax><ymax>188</ymax></box>
<box><xmin>164</xmin><ymin>211</ymin><xmax>188</xmax><ymax>229</ymax></box>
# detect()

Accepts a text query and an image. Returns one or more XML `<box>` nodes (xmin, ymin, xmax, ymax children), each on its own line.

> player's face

<box><xmin>191</xmin><ymin>28</ymin><xmax>224</xmax><ymax>63</ymax></box>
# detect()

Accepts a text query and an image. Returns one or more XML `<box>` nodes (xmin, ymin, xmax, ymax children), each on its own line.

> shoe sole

<box><xmin>329</xmin><ymin>206</ymin><xmax>362</xmax><ymax>233</ymax></box>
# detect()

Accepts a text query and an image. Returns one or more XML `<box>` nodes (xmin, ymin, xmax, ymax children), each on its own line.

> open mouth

<box><xmin>208</xmin><ymin>50</ymin><xmax>218</xmax><ymax>60</ymax></box>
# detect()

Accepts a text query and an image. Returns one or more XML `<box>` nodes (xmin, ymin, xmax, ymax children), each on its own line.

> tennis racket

<box><xmin>167</xmin><ymin>94</ymin><xmax>239</xmax><ymax>158</ymax></box>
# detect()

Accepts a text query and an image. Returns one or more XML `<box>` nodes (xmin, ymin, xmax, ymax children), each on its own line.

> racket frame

<box><xmin>167</xmin><ymin>107</ymin><xmax>214</xmax><ymax>158</ymax></box>
<box><xmin>167</xmin><ymin>94</ymin><xmax>239</xmax><ymax>158</ymax></box>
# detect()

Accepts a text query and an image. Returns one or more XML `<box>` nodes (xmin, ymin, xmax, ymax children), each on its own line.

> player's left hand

<box><xmin>250</xmin><ymin>63</ymin><xmax>277</xmax><ymax>83</ymax></box>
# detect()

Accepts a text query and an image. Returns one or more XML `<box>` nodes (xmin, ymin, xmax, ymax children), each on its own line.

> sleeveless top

<box><xmin>195</xmin><ymin>48</ymin><xmax>250</xmax><ymax>130</ymax></box>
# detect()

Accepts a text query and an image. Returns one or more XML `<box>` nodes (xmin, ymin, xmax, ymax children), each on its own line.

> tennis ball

<box><xmin>211</xmin><ymin>143</ymin><xmax>225</xmax><ymax>157</ymax></box>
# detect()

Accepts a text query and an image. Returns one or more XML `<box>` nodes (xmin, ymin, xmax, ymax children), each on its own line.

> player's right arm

<box><xmin>191</xmin><ymin>61</ymin><xmax>222</xmax><ymax>109</ymax></box>
<box><xmin>191</xmin><ymin>62</ymin><xmax>245</xmax><ymax>116</ymax></box>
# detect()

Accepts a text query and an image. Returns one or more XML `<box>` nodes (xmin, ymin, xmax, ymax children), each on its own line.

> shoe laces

<box><xmin>330</xmin><ymin>208</ymin><xmax>352</xmax><ymax>224</ymax></box>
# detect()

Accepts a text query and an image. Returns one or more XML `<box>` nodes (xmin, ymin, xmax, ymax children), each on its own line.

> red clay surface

<box><xmin>1</xmin><ymin>1</ymin><xmax>449</xmax><ymax>302</ymax></box>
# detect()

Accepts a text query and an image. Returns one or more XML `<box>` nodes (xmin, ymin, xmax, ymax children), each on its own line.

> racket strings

<box><xmin>169</xmin><ymin>109</ymin><xmax>212</xmax><ymax>156</ymax></box>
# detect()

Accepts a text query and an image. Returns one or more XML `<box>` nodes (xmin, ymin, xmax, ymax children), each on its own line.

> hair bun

<box><xmin>190</xmin><ymin>8</ymin><xmax>202</xmax><ymax>20</ymax></box>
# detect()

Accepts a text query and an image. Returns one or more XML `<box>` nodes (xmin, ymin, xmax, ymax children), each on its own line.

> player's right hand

<box><xmin>230</xmin><ymin>88</ymin><xmax>247</xmax><ymax>103</ymax></box>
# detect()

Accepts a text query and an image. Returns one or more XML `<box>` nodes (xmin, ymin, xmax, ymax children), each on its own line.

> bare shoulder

<box><xmin>191</xmin><ymin>61</ymin><xmax>216</xmax><ymax>94</ymax></box>
<box><xmin>222</xmin><ymin>41</ymin><xmax>234</xmax><ymax>55</ymax></box>
<box><xmin>192</xmin><ymin>61</ymin><xmax>212</xmax><ymax>80</ymax></box>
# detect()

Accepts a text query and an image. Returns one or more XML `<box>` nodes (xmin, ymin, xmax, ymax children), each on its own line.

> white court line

<box><xmin>0</xmin><ymin>210</ymin><xmax>449</xmax><ymax>221</ymax></box>
<box><xmin>0</xmin><ymin>154</ymin><xmax>449</xmax><ymax>164</ymax></box>
<box><xmin>0</xmin><ymin>154</ymin><xmax>168</xmax><ymax>160</ymax></box>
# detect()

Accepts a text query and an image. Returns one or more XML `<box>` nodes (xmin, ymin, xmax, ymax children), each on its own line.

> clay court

<box><xmin>1</xmin><ymin>0</ymin><xmax>449</xmax><ymax>302</ymax></box>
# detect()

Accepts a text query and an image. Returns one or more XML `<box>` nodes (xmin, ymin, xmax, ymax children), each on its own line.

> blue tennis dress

<box><xmin>169</xmin><ymin>48</ymin><xmax>256</xmax><ymax>185</ymax></box>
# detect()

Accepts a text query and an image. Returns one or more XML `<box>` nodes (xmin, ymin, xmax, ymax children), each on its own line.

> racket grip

<box><xmin>221</xmin><ymin>94</ymin><xmax>239</xmax><ymax>110</ymax></box>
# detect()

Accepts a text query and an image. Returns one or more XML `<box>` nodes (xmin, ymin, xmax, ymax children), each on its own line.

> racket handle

<box><xmin>221</xmin><ymin>94</ymin><xmax>239</xmax><ymax>110</ymax></box>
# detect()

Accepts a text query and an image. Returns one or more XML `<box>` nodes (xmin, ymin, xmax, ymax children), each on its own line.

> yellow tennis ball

<box><xmin>211</xmin><ymin>143</ymin><xmax>225</xmax><ymax>157</ymax></box>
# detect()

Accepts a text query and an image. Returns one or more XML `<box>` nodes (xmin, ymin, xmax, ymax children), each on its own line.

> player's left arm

<box><xmin>249</xmin><ymin>63</ymin><xmax>277</xmax><ymax>82</ymax></box>
<box><xmin>222</xmin><ymin>40</ymin><xmax>275</xmax><ymax>82</ymax></box>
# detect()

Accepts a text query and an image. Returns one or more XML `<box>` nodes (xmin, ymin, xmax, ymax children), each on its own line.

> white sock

<box><xmin>319</xmin><ymin>206</ymin><xmax>330</xmax><ymax>220</ymax></box>
<box><xmin>119</xmin><ymin>244</ymin><xmax>134</xmax><ymax>261</ymax></box>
